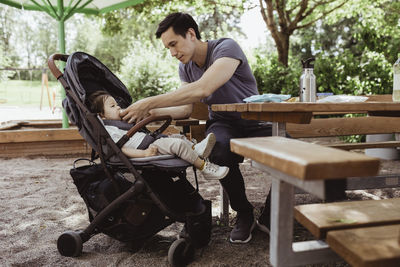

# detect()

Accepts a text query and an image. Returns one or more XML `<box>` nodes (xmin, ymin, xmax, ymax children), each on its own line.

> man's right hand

<box><xmin>120</xmin><ymin>98</ymin><xmax>151</xmax><ymax>123</ymax></box>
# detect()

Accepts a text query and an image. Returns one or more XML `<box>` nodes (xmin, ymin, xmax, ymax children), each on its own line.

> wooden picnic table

<box><xmin>212</xmin><ymin>101</ymin><xmax>400</xmax><ymax>266</ymax></box>
<box><xmin>211</xmin><ymin>101</ymin><xmax>400</xmax><ymax>135</ymax></box>
<box><xmin>230</xmin><ymin>136</ymin><xmax>382</xmax><ymax>266</ymax></box>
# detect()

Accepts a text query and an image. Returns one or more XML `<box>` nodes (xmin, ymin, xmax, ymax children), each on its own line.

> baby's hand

<box><xmin>144</xmin><ymin>145</ymin><xmax>158</xmax><ymax>157</ymax></box>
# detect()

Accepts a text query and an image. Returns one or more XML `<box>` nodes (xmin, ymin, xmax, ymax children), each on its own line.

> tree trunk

<box><xmin>259</xmin><ymin>0</ymin><xmax>348</xmax><ymax>67</ymax></box>
<box><xmin>275</xmin><ymin>32</ymin><xmax>290</xmax><ymax>67</ymax></box>
<box><xmin>259</xmin><ymin>0</ymin><xmax>291</xmax><ymax>67</ymax></box>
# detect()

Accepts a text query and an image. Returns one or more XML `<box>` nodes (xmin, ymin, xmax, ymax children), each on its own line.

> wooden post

<box><xmin>40</xmin><ymin>69</ymin><xmax>51</xmax><ymax>110</ymax></box>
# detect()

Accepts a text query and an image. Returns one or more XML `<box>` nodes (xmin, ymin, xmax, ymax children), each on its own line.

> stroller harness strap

<box><xmin>102</xmin><ymin>119</ymin><xmax>167</xmax><ymax>150</ymax></box>
<box><xmin>136</xmin><ymin>133</ymin><xmax>167</xmax><ymax>150</ymax></box>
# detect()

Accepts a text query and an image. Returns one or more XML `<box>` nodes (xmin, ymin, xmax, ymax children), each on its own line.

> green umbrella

<box><xmin>0</xmin><ymin>0</ymin><xmax>145</xmax><ymax>127</ymax></box>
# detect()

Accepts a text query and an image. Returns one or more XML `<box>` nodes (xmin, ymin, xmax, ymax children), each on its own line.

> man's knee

<box><xmin>209</xmin><ymin>140</ymin><xmax>243</xmax><ymax>166</ymax></box>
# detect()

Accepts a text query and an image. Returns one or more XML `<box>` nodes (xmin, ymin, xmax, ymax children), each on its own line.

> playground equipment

<box><xmin>40</xmin><ymin>68</ymin><xmax>52</xmax><ymax>110</ymax></box>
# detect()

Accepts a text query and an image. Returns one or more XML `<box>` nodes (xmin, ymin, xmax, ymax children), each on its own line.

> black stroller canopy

<box><xmin>65</xmin><ymin>51</ymin><xmax>132</xmax><ymax>109</ymax></box>
<box><xmin>62</xmin><ymin>52</ymin><xmax>132</xmax><ymax>149</ymax></box>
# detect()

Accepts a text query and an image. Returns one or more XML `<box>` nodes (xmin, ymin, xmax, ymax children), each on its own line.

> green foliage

<box><xmin>250</xmin><ymin>47</ymin><xmax>393</xmax><ymax>97</ymax></box>
<box><xmin>118</xmin><ymin>40</ymin><xmax>180</xmax><ymax>101</ymax></box>
<box><xmin>315</xmin><ymin>50</ymin><xmax>393</xmax><ymax>95</ymax></box>
<box><xmin>251</xmin><ymin>52</ymin><xmax>302</xmax><ymax>96</ymax></box>
<box><xmin>277</xmin><ymin>0</ymin><xmax>398</xmax><ymax>97</ymax></box>
<box><xmin>0</xmin><ymin>43</ymin><xmax>12</xmax><ymax>81</ymax></box>
<box><xmin>101</xmin><ymin>0</ymin><xmax>245</xmax><ymax>42</ymax></box>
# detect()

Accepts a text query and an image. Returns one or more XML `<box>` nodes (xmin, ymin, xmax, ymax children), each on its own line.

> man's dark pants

<box><xmin>206</xmin><ymin>119</ymin><xmax>272</xmax><ymax>217</ymax></box>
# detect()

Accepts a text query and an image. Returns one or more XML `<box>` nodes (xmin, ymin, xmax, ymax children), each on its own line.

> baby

<box><xmin>89</xmin><ymin>91</ymin><xmax>229</xmax><ymax>180</ymax></box>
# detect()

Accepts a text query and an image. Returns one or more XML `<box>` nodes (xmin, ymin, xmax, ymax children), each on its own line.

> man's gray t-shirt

<box><xmin>179</xmin><ymin>38</ymin><xmax>258</xmax><ymax>120</ymax></box>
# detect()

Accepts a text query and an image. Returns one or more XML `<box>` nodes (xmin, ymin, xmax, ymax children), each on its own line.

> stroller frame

<box><xmin>48</xmin><ymin>52</ymin><xmax>211</xmax><ymax>266</ymax></box>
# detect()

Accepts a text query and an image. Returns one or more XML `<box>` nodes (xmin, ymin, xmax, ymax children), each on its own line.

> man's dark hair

<box><xmin>156</xmin><ymin>12</ymin><xmax>201</xmax><ymax>40</ymax></box>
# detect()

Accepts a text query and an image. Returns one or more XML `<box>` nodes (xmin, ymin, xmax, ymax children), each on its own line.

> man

<box><xmin>121</xmin><ymin>12</ymin><xmax>271</xmax><ymax>243</ymax></box>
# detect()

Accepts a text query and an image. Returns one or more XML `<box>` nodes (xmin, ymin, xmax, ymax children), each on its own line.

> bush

<box><xmin>251</xmin><ymin>49</ymin><xmax>393</xmax><ymax>97</ymax></box>
<box><xmin>251</xmin><ymin>53</ymin><xmax>302</xmax><ymax>96</ymax></box>
<box><xmin>118</xmin><ymin>40</ymin><xmax>180</xmax><ymax>101</ymax></box>
<box><xmin>315</xmin><ymin>50</ymin><xmax>392</xmax><ymax>95</ymax></box>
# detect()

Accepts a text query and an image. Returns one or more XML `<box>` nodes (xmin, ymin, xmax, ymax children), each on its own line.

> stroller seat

<box><xmin>112</xmin><ymin>154</ymin><xmax>191</xmax><ymax>168</ymax></box>
<box><xmin>48</xmin><ymin>52</ymin><xmax>212</xmax><ymax>267</ymax></box>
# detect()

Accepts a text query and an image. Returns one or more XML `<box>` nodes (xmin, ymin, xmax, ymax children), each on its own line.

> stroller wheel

<box><xmin>168</xmin><ymin>238</ymin><xmax>195</xmax><ymax>267</ymax></box>
<box><xmin>57</xmin><ymin>231</ymin><xmax>83</xmax><ymax>257</ymax></box>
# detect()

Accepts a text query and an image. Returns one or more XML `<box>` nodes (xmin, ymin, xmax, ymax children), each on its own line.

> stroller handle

<box><xmin>48</xmin><ymin>53</ymin><xmax>69</xmax><ymax>79</ymax></box>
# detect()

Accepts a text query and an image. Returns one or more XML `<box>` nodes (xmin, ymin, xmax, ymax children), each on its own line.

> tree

<box><xmin>259</xmin><ymin>0</ymin><xmax>347</xmax><ymax>66</ymax></box>
<box><xmin>101</xmin><ymin>0</ymin><xmax>245</xmax><ymax>42</ymax></box>
<box><xmin>0</xmin><ymin>43</ymin><xmax>12</xmax><ymax>81</ymax></box>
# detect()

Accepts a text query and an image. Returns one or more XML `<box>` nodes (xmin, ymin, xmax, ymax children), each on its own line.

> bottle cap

<box><xmin>301</xmin><ymin>57</ymin><xmax>315</xmax><ymax>69</ymax></box>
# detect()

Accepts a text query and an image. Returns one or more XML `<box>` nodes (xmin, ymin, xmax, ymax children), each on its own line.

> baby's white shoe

<box><xmin>194</xmin><ymin>133</ymin><xmax>216</xmax><ymax>159</ymax></box>
<box><xmin>201</xmin><ymin>161</ymin><xmax>229</xmax><ymax>180</ymax></box>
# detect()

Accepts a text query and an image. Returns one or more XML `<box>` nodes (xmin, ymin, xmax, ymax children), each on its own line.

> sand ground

<box><xmin>1</xmin><ymin>154</ymin><xmax>399</xmax><ymax>267</ymax></box>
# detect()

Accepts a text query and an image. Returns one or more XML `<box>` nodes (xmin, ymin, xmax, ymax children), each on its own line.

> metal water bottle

<box><xmin>299</xmin><ymin>58</ymin><xmax>316</xmax><ymax>102</ymax></box>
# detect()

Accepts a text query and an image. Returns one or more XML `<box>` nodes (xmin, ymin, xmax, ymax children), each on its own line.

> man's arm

<box><xmin>121</xmin><ymin>57</ymin><xmax>240</xmax><ymax>123</ymax></box>
<box><xmin>149</xmin><ymin>104</ymin><xmax>193</xmax><ymax>119</ymax></box>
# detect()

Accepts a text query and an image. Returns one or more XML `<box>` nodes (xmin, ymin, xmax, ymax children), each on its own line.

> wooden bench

<box><xmin>286</xmin><ymin>94</ymin><xmax>400</xmax><ymax>151</ymax></box>
<box><xmin>230</xmin><ymin>136</ymin><xmax>381</xmax><ymax>266</ymax></box>
<box><xmin>0</xmin><ymin>119</ymin><xmax>182</xmax><ymax>158</ymax></box>
<box><xmin>294</xmin><ymin>198</ymin><xmax>400</xmax><ymax>267</ymax></box>
<box><xmin>327</xmin><ymin>224</ymin><xmax>400</xmax><ymax>267</ymax></box>
<box><xmin>295</xmin><ymin>198</ymin><xmax>400</xmax><ymax>239</ymax></box>
<box><xmin>175</xmin><ymin>102</ymin><xmax>208</xmax><ymax>142</ymax></box>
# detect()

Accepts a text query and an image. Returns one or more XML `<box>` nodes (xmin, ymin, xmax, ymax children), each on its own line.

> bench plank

<box><xmin>230</xmin><ymin>136</ymin><xmax>379</xmax><ymax>181</ymax></box>
<box><xmin>329</xmin><ymin>141</ymin><xmax>400</xmax><ymax>150</ymax></box>
<box><xmin>294</xmin><ymin>198</ymin><xmax>400</xmax><ymax>239</ymax></box>
<box><xmin>287</xmin><ymin>116</ymin><xmax>400</xmax><ymax>138</ymax></box>
<box><xmin>327</xmin><ymin>224</ymin><xmax>400</xmax><ymax>267</ymax></box>
<box><xmin>0</xmin><ymin>128</ymin><xmax>83</xmax><ymax>143</ymax></box>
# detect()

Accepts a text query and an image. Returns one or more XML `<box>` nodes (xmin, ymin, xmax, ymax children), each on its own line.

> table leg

<box><xmin>269</xmin><ymin>178</ymin><xmax>340</xmax><ymax>267</ymax></box>
<box><xmin>219</xmin><ymin>185</ymin><xmax>229</xmax><ymax>225</ymax></box>
<box><xmin>272</xmin><ymin>122</ymin><xmax>286</xmax><ymax>137</ymax></box>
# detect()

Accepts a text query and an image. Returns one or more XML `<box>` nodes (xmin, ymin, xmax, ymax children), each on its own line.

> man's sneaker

<box><xmin>201</xmin><ymin>161</ymin><xmax>229</xmax><ymax>180</ymax></box>
<box><xmin>194</xmin><ymin>133</ymin><xmax>216</xmax><ymax>159</ymax></box>
<box><xmin>229</xmin><ymin>213</ymin><xmax>256</xmax><ymax>244</ymax></box>
<box><xmin>256</xmin><ymin>211</ymin><xmax>270</xmax><ymax>234</ymax></box>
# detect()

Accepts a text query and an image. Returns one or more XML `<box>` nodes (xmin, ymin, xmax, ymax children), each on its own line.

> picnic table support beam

<box><xmin>219</xmin><ymin>186</ymin><xmax>229</xmax><ymax>225</ymax></box>
<box><xmin>270</xmin><ymin>178</ymin><xmax>340</xmax><ymax>267</ymax></box>
<box><xmin>272</xmin><ymin>122</ymin><xmax>286</xmax><ymax>137</ymax></box>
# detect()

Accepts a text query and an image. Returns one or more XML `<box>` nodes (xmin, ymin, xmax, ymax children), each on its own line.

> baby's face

<box><xmin>102</xmin><ymin>96</ymin><xmax>122</xmax><ymax>120</ymax></box>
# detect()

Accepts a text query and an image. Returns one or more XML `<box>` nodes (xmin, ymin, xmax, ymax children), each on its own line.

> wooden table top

<box><xmin>212</xmin><ymin>102</ymin><xmax>400</xmax><ymax>124</ymax></box>
<box><xmin>212</xmin><ymin>102</ymin><xmax>400</xmax><ymax>113</ymax></box>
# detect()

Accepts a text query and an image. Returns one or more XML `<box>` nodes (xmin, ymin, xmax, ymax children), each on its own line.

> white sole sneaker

<box><xmin>229</xmin><ymin>221</ymin><xmax>256</xmax><ymax>244</ymax></box>
<box><xmin>201</xmin><ymin>164</ymin><xmax>229</xmax><ymax>180</ymax></box>
<box><xmin>195</xmin><ymin>133</ymin><xmax>216</xmax><ymax>159</ymax></box>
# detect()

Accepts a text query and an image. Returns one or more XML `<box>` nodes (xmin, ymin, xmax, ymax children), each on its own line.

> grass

<box><xmin>0</xmin><ymin>80</ymin><xmax>62</xmax><ymax>108</ymax></box>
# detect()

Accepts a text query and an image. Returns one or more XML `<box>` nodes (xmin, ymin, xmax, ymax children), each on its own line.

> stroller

<box><xmin>48</xmin><ymin>52</ymin><xmax>212</xmax><ymax>266</ymax></box>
